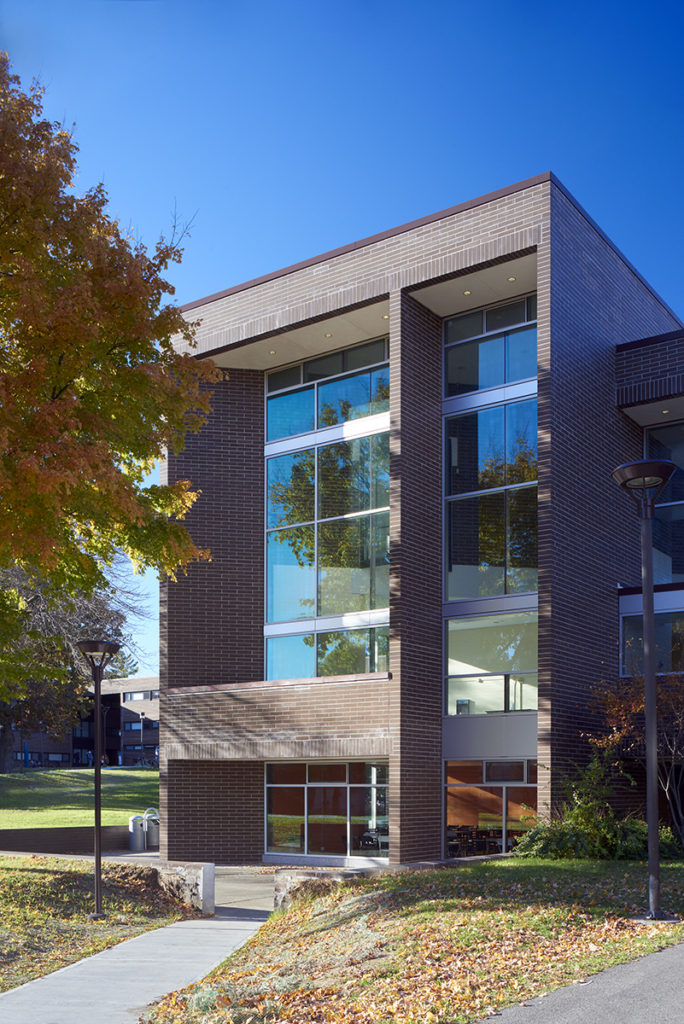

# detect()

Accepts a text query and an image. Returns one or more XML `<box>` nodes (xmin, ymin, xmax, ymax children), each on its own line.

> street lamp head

<box><xmin>612</xmin><ymin>459</ymin><xmax>676</xmax><ymax>515</ymax></box>
<box><xmin>77</xmin><ymin>639</ymin><xmax>122</xmax><ymax>669</ymax></box>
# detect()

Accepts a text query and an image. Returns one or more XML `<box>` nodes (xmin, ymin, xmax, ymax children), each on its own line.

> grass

<box><xmin>0</xmin><ymin>768</ymin><xmax>159</xmax><ymax>827</ymax></box>
<box><xmin>144</xmin><ymin>858</ymin><xmax>684</xmax><ymax>1024</ymax></box>
<box><xmin>0</xmin><ymin>854</ymin><xmax>199</xmax><ymax>992</ymax></box>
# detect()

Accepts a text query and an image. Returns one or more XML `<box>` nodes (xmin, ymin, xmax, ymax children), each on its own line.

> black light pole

<box><xmin>612</xmin><ymin>459</ymin><xmax>675</xmax><ymax>919</ymax></box>
<box><xmin>77</xmin><ymin>639</ymin><xmax>121</xmax><ymax>918</ymax></box>
<box><xmin>139</xmin><ymin>710</ymin><xmax>145</xmax><ymax>763</ymax></box>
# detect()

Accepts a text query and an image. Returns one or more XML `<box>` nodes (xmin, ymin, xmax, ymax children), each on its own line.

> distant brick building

<box><xmin>9</xmin><ymin>676</ymin><xmax>159</xmax><ymax>769</ymax></box>
<box><xmin>160</xmin><ymin>172</ymin><xmax>684</xmax><ymax>866</ymax></box>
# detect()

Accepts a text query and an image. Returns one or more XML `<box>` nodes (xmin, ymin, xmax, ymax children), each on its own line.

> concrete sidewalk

<box><xmin>0</xmin><ymin>866</ymin><xmax>273</xmax><ymax>1024</ymax></box>
<box><xmin>476</xmin><ymin>941</ymin><xmax>684</xmax><ymax>1024</ymax></box>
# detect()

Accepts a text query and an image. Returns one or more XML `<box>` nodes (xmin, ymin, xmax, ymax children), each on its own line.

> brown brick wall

<box><xmin>616</xmin><ymin>331</ymin><xmax>684</xmax><ymax>406</ymax></box>
<box><xmin>535</xmin><ymin>185</ymin><xmax>681</xmax><ymax>814</ymax></box>
<box><xmin>388</xmin><ymin>291</ymin><xmax>444</xmax><ymax>863</ymax></box>
<box><xmin>160</xmin><ymin>369</ymin><xmax>265</xmax><ymax>691</ymax></box>
<box><xmin>163</xmin><ymin>675</ymin><xmax>391</xmax><ymax>761</ymax></box>
<box><xmin>163</xmin><ymin>760</ymin><xmax>263</xmax><ymax>863</ymax></box>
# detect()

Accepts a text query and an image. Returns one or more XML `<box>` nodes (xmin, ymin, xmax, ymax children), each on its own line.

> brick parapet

<box><xmin>616</xmin><ymin>332</ymin><xmax>684</xmax><ymax>406</ymax></box>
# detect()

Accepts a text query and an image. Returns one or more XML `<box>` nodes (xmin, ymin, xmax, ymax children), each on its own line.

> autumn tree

<box><xmin>0</xmin><ymin>54</ymin><xmax>219</xmax><ymax>696</ymax></box>
<box><xmin>593</xmin><ymin>673</ymin><xmax>684</xmax><ymax>849</ymax></box>
<box><xmin>0</xmin><ymin>566</ymin><xmax>131</xmax><ymax>771</ymax></box>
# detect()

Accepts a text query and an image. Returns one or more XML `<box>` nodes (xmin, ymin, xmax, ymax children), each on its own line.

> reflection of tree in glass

<box><xmin>319</xmin><ymin>368</ymin><xmax>389</xmax><ymax>428</ymax></box>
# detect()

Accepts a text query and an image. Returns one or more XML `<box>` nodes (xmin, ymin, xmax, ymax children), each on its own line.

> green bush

<box><xmin>515</xmin><ymin>817</ymin><xmax>679</xmax><ymax>860</ymax></box>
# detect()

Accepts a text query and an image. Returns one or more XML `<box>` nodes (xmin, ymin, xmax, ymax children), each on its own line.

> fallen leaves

<box><xmin>143</xmin><ymin>859</ymin><xmax>684</xmax><ymax>1024</ymax></box>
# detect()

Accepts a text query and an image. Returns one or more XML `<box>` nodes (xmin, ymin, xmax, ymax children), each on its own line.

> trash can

<box><xmin>129</xmin><ymin>814</ymin><xmax>145</xmax><ymax>852</ymax></box>
<box><xmin>143</xmin><ymin>807</ymin><xmax>160</xmax><ymax>849</ymax></box>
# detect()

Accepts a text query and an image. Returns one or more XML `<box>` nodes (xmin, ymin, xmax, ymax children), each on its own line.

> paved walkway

<box><xmin>475</xmin><ymin>941</ymin><xmax>684</xmax><ymax>1023</ymax></box>
<box><xmin>0</xmin><ymin>862</ymin><xmax>273</xmax><ymax>1024</ymax></box>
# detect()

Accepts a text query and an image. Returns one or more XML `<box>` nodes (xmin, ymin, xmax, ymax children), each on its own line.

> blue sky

<box><xmin>4</xmin><ymin>0</ymin><xmax>684</xmax><ymax>673</ymax></box>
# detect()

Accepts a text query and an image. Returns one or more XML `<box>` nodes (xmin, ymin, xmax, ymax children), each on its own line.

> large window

<box><xmin>266</xmin><ymin>761</ymin><xmax>389</xmax><ymax>859</ymax></box>
<box><xmin>445</xmin><ymin>399</ymin><xmax>537</xmax><ymax>600</ymax></box>
<box><xmin>647</xmin><ymin>423</ymin><xmax>684</xmax><ymax>584</ymax></box>
<box><xmin>622</xmin><ymin>611</ymin><xmax>684</xmax><ymax>675</ymax></box>
<box><xmin>266</xmin><ymin>626</ymin><xmax>389</xmax><ymax>680</ymax></box>
<box><xmin>446</xmin><ymin>611</ymin><xmax>538</xmax><ymax>714</ymax></box>
<box><xmin>266</xmin><ymin>434</ymin><xmax>389</xmax><ymax>622</ymax></box>
<box><xmin>445</xmin><ymin>759</ymin><xmax>537</xmax><ymax>855</ymax></box>
<box><xmin>265</xmin><ymin>340</ymin><xmax>391</xmax><ymax>681</ymax></box>
<box><xmin>266</xmin><ymin>339</ymin><xmax>389</xmax><ymax>442</ymax></box>
<box><xmin>444</xmin><ymin>296</ymin><xmax>537</xmax><ymax>397</ymax></box>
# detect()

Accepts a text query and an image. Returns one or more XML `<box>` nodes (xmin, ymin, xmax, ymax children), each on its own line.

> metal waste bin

<box><xmin>143</xmin><ymin>807</ymin><xmax>160</xmax><ymax>848</ymax></box>
<box><xmin>129</xmin><ymin>814</ymin><xmax>145</xmax><ymax>852</ymax></box>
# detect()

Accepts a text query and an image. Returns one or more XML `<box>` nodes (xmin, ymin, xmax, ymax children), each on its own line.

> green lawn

<box><xmin>0</xmin><ymin>768</ymin><xmax>159</xmax><ymax>827</ymax></box>
<box><xmin>0</xmin><ymin>855</ymin><xmax>198</xmax><ymax>992</ymax></box>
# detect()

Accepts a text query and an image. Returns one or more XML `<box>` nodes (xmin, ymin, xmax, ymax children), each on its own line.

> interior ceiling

<box><xmin>209</xmin><ymin>252</ymin><xmax>537</xmax><ymax>371</ymax></box>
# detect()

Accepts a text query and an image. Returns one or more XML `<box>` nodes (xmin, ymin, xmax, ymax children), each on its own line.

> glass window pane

<box><xmin>372</xmin><ymin>433</ymin><xmax>390</xmax><ymax>508</ymax></box>
<box><xmin>647</xmin><ymin>423</ymin><xmax>684</xmax><ymax>503</ymax></box>
<box><xmin>266</xmin><ymin>634</ymin><xmax>315</xmax><ymax>680</ymax></box>
<box><xmin>349</xmin><ymin>762</ymin><xmax>389</xmax><ymax>784</ymax></box>
<box><xmin>446</xmin><ymin>785</ymin><xmax>503</xmax><ymax>856</ymax></box>
<box><xmin>526</xmin><ymin>294</ymin><xmax>537</xmax><ymax>321</ymax></box>
<box><xmin>654</xmin><ymin>504</ymin><xmax>684</xmax><ymax>584</ymax></box>
<box><xmin>267</xmin><ymin>450</ymin><xmax>315</xmax><ymax>528</ymax></box>
<box><xmin>446</xmin><ymin>675</ymin><xmax>505</xmax><ymax>715</ymax></box>
<box><xmin>506</xmin><ymin>327</ymin><xmax>537</xmax><ymax>383</ymax></box>
<box><xmin>445</xmin><ymin>760</ymin><xmax>483</xmax><ymax>784</ymax></box>
<box><xmin>507</xmin><ymin>486</ymin><xmax>538</xmax><ymax>594</ymax></box>
<box><xmin>267</xmin><ymin>787</ymin><xmax>305</xmax><ymax>854</ymax></box>
<box><xmin>318</xmin><ymin>438</ymin><xmax>370</xmax><ymax>519</ymax></box>
<box><xmin>318</xmin><ymin>517</ymin><xmax>371</xmax><ymax>616</ymax></box>
<box><xmin>346</xmin><ymin>339</ymin><xmax>386</xmax><ymax>371</ymax></box>
<box><xmin>267</xmin><ymin>365</ymin><xmax>301</xmax><ymax>393</ymax></box>
<box><xmin>308</xmin><ymin>763</ymin><xmax>347</xmax><ymax>783</ymax></box>
<box><xmin>445</xmin><ymin>336</ymin><xmax>505</xmax><ymax>397</ymax></box>
<box><xmin>318</xmin><ymin>371</ymin><xmax>371</xmax><ymax>427</ymax></box>
<box><xmin>373</xmin><ymin>626</ymin><xmax>389</xmax><ymax>673</ymax></box>
<box><xmin>317</xmin><ymin>629</ymin><xmax>371</xmax><ymax>676</ymax></box>
<box><xmin>447</xmin><ymin>612</ymin><xmax>538</xmax><ymax>676</ymax></box>
<box><xmin>267</xmin><ymin>763</ymin><xmax>306</xmax><ymax>784</ymax></box>
<box><xmin>318</xmin><ymin>512</ymin><xmax>389</xmax><ymax>616</ymax></box>
<box><xmin>267</xmin><ymin>388</ymin><xmax>315</xmax><ymax>442</ymax></box>
<box><xmin>446</xmin><ymin>407</ymin><xmax>505</xmax><ymax>495</ymax></box>
<box><xmin>370</xmin><ymin>366</ymin><xmax>390</xmax><ymax>415</ymax></box>
<box><xmin>304</xmin><ymin>351</ymin><xmax>344</xmax><ymax>382</ymax></box>
<box><xmin>446</xmin><ymin>492</ymin><xmax>506</xmax><ymax>599</ymax></box>
<box><xmin>622</xmin><ymin>611</ymin><xmax>684</xmax><ymax>675</ymax></box>
<box><xmin>485</xmin><ymin>760</ymin><xmax>525</xmax><ymax>782</ymax></box>
<box><xmin>507</xmin><ymin>787</ymin><xmax>538</xmax><ymax>847</ymax></box>
<box><xmin>508</xmin><ymin>673</ymin><xmax>538</xmax><ymax>711</ymax></box>
<box><xmin>307</xmin><ymin>786</ymin><xmax>348</xmax><ymax>855</ymax></box>
<box><xmin>486</xmin><ymin>299</ymin><xmax>526</xmax><ymax>333</ymax></box>
<box><xmin>350</xmin><ymin>787</ymin><xmax>389</xmax><ymax>856</ymax></box>
<box><xmin>444</xmin><ymin>310</ymin><xmax>484</xmax><ymax>344</ymax></box>
<box><xmin>506</xmin><ymin>401</ymin><xmax>537</xmax><ymax>484</ymax></box>
<box><xmin>527</xmin><ymin>760</ymin><xmax>538</xmax><ymax>784</ymax></box>
<box><xmin>267</xmin><ymin>526</ymin><xmax>315</xmax><ymax>621</ymax></box>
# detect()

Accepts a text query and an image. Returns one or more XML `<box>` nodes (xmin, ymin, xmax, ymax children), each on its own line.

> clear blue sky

<box><xmin>4</xmin><ymin>0</ymin><xmax>684</xmax><ymax>673</ymax></box>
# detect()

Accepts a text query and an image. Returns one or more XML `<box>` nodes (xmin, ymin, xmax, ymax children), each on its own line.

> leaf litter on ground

<box><xmin>142</xmin><ymin>858</ymin><xmax>684</xmax><ymax>1024</ymax></box>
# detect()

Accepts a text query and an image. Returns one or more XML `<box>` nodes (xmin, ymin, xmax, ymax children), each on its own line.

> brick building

<box><xmin>160</xmin><ymin>172</ymin><xmax>684</xmax><ymax>866</ymax></box>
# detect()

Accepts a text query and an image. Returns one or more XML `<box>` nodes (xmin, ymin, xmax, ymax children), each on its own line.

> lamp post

<box><xmin>139</xmin><ymin>710</ymin><xmax>146</xmax><ymax>763</ymax></box>
<box><xmin>612</xmin><ymin>458</ymin><xmax>675</xmax><ymax>919</ymax></box>
<box><xmin>77</xmin><ymin>639</ymin><xmax>121</xmax><ymax>918</ymax></box>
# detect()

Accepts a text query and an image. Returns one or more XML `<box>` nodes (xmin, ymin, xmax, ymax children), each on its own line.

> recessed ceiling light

<box><xmin>662</xmin><ymin>409</ymin><xmax>671</xmax><ymax>415</ymax></box>
<box><xmin>324</xmin><ymin>332</ymin><xmax>333</xmax><ymax>338</ymax></box>
<box><xmin>463</xmin><ymin>290</ymin><xmax>472</xmax><ymax>296</ymax></box>
<box><xmin>382</xmin><ymin>314</ymin><xmax>389</xmax><ymax>320</ymax></box>
<box><xmin>507</xmin><ymin>276</ymin><xmax>517</xmax><ymax>283</ymax></box>
<box><xmin>269</xmin><ymin>350</ymin><xmax>276</xmax><ymax>356</ymax></box>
